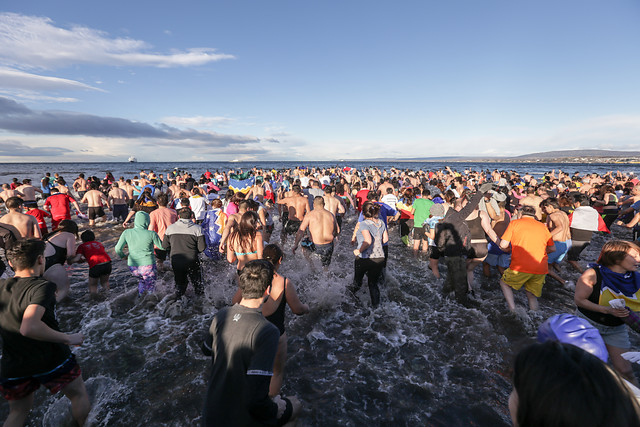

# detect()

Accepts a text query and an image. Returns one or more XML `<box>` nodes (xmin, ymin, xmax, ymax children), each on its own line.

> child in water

<box><xmin>77</xmin><ymin>230</ymin><xmax>112</xmax><ymax>296</ymax></box>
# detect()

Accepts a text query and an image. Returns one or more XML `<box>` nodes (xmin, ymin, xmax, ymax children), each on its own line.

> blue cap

<box><xmin>537</xmin><ymin>313</ymin><xmax>609</xmax><ymax>363</ymax></box>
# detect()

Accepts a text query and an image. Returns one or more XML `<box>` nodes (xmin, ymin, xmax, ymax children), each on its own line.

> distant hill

<box><xmin>515</xmin><ymin>149</ymin><xmax>640</xmax><ymax>159</ymax></box>
<box><xmin>349</xmin><ymin>149</ymin><xmax>640</xmax><ymax>162</ymax></box>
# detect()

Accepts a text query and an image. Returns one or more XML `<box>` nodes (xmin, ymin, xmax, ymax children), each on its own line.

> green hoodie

<box><xmin>115</xmin><ymin>211</ymin><xmax>163</xmax><ymax>267</ymax></box>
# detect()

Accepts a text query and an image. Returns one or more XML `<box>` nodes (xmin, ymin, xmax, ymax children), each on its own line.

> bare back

<box><xmin>0</xmin><ymin>211</ymin><xmax>41</xmax><ymax>239</ymax></box>
<box><xmin>322</xmin><ymin>195</ymin><xmax>342</xmax><ymax>216</ymax></box>
<box><xmin>19</xmin><ymin>185</ymin><xmax>40</xmax><ymax>201</ymax></box>
<box><xmin>547</xmin><ymin>210</ymin><xmax>571</xmax><ymax>241</ymax></box>
<box><xmin>279</xmin><ymin>195</ymin><xmax>309</xmax><ymax>221</ymax></box>
<box><xmin>302</xmin><ymin>208</ymin><xmax>337</xmax><ymax>245</ymax></box>
<box><xmin>108</xmin><ymin>187</ymin><xmax>128</xmax><ymax>205</ymax></box>
<box><xmin>81</xmin><ymin>190</ymin><xmax>108</xmax><ymax>208</ymax></box>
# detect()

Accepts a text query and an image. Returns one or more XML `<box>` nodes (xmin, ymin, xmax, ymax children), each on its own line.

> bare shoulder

<box><xmin>579</xmin><ymin>268</ymin><xmax>598</xmax><ymax>286</ymax></box>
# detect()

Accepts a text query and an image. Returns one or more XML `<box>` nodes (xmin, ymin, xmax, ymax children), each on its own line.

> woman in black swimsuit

<box><xmin>262</xmin><ymin>244</ymin><xmax>309</xmax><ymax>397</ymax></box>
<box><xmin>43</xmin><ymin>220</ymin><xmax>81</xmax><ymax>301</ymax></box>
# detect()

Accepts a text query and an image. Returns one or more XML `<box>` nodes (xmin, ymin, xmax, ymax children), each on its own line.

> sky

<box><xmin>0</xmin><ymin>1</ymin><xmax>639</xmax><ymax>162</ymax></box>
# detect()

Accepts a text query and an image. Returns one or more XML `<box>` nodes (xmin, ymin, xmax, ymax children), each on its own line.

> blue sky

<box><xmin>0</xmin><ymin>1</ymin><xmax>639</xmax><ymax>162</ymax></box>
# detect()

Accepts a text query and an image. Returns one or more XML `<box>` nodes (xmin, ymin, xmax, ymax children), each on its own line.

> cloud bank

<box><xmin>0</xmin><ymin>97</ymin><xmax>268</xmax><ymax>147</ymax></box>
<box><xmin>0</xmin><ymin>13</ymin><xmax>234</xmax><ymax>70</ymax></box>
<box><xmin>0</xmin><ymin>140</ymin><xmax>71</xmax><ymax>156</ymax></box>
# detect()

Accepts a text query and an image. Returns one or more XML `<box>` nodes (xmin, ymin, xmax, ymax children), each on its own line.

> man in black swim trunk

<box><xmin>293</xmin><ymin>196</ymin><xmax>339</xmax><ymax>270</ymax></box>
<box><xmin>80</xmin><ymin>182</ymin><xmax>110</xmax><ymax>227</ymax></box>
<box><xmin>0</xmin><ymin>240</ymin><xmax>89</xmax><ymax>426</ymax></box>
<box><xmin>277</xmin><ymin>185</ymin><xmax>309</xmax><ymax>245</ymax></box>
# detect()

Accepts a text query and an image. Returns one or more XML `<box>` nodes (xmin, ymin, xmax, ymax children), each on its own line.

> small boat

<box><xmin>128</xmin><ymin>156</ymin><xmax>137</xmax><ymax>163</ymax></box>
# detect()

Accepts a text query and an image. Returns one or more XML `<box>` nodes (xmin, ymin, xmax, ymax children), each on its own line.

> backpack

<box><xmin>0</xmin><ymin>224</ymin><xmax>18</xmax><ymax>276</ymax></box>
<box><xmin>0</xmin><ymin>224</ymin><xmax>18</xmax><ymax>251</ymax></box>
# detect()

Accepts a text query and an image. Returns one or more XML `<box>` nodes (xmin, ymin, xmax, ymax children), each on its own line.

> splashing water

<box><xmin>0</xmin><ymin>216</ymin><xmax>635</xmax><ymax>426</ymax></box>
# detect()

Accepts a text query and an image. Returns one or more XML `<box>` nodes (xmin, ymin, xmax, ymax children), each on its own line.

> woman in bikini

<box><xmin>227</xmin><ymin>210</ymin><xmax>264</xmax><ymax>276</ymax></box>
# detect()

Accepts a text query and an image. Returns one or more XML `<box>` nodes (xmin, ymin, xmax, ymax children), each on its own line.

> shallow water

<box><xmin>0</xmin><ymin>214</ymin><xmax>636</xmax><ymax>426</ymax></box>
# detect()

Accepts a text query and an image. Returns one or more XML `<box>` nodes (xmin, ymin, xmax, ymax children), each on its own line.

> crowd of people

<box><xmin>0</xmin><ymin>164</ymin><xmax>639</xmax><ymax>425</ymax></box>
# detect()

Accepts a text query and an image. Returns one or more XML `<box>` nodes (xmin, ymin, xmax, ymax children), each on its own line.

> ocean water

<box><xmin>0</xmin><ymin>160</ymin><xmax>637</xmax><ymax>426</ymax></box>
<box><xmin>0</xmin><ymin>160</ymin><xmax>637</xmax><ymax>185</ymax></box>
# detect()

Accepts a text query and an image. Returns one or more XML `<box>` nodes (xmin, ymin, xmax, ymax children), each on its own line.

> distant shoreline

<box><xmin>0</xmin><ymin>156</ymin><xmax>638</xmax><ymax>165</ymax></box>
<box><xmin>378</xmin><ymin>157</ymin><xmax>640</xmax><ymax>164</ymax></box>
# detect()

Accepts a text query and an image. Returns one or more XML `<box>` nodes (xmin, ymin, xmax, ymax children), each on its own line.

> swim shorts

<box><xmin>548</xmin><ymin>240</ymin><xmax>571</xmax><ymax>264</ymax></box>
<box><xmin>88</xmin><ymin>206</ymin><xmax>106</xmax><ymax>220</ymax></box>
<box><xmin>89</xmin><ymin>261</ymin><xmax>112</xmax><ymax>278</ymax></box>
<box><xmin>284</xmin><ymin>219</ymin><xmax>302</xmax><ymax>235</ymax></box>
<box><xmin>484</xmin><ymin>253</ymin><xmax>511</xmax><ymax>268</ymax></box>
<box><xmin>301</xmin><ymin>238</ymin><xmax>334</xmax><ymax>266</ymax></box>
<box><xmin>413</xmin><ymin>226</ymin><xmax>425</xmax><ymax>239</ymax></box>
<box><xmin>501</xmin><ymin>268</ymin><xmax>546</xmax><ymax>297</ymax></box>
<box><xmin>0</xmin><ymin>354</ymin><xmax>81</xmax><ymax>401</ymax></box>
<box><xmin>112</xmin><ymin>204</ymin><xmax>128</xmax><ymax>221</ymax></box>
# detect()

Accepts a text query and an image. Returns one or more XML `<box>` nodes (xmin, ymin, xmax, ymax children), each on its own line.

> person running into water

<box><xmin>349</xmin><ymin>201</ymin><xmax>389</xmax><ymax>308</ymax></box>
<box><xmin>293</xmin><ymin>196</ymin><xmax>339</xmax><ymax>271</ymax></box>
<box><xmin>163</xmin><ymin>208</ymin><xmax>206</xmax><ymax>298</ymax></box>
<box><xmin>115</xmin><ymin>211</ymin><xmax>163</xmax><ymax>296</ymax></box>
<box><xmin>261</xmin><ymin>244</ymin><xmax>310</xmax><ymax>396</ymax></box>
<box><xmin>498</xmin><ymin>206</ymin><xmax>556</xmax><ymax>312</ymax></box>
<box><xmin>0</xmin><ymin>197</ymin><xmax>41</xmax><ymax>239</ymax></box>
<box><xmin>42</xmin><ymin>220</ymin><xmax>82</xmax><ymax>302</ymax></box>
<box><xmin>201</xmin><ymin>259</ymin><xmax>301</xmax><ymax>426</ymax></box>
<box><xmin>76</xmin><ymin>230</ymin><xmax>112</xmax><ymax>296</ymax></box>
<box><xmin>0</xmin><ymin>239</ymin><xmax>90</xmax><ymax>427</ymax></box>
<box><xmin>540</xmin><ymin>198</ymin><xmax>573</xmax><ymax>287</ymax></box>
<box><xmin>43</xmin><ymin>188</ymin><xmax>82</xmax><ymax>231</ymax></box>
<box><xmin>108</xmin><ymin>182</ymin><xmax>130</xmax><ymax>223</ymax></box>
<box><xmin>227</xmin><ymin>211</ymin><xmax>264</xmax><ymax>277</ymax></box>
<box><xmin>277</xmin><ymin>185</ymin><xmax>309</xmax><ymax>246</ymax></box>
<box><xmin>80</xmin><ymin>181</ymin><xmax>110</xmax><ymax>227</ymax></box>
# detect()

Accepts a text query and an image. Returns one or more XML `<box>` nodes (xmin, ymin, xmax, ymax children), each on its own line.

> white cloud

<box><xmin>0</xmin><ymin>67</ymin><xmax>103</xmax><ymax>92</ymax></box>
<box><xmin>0</xmin><ymin>90</ymin><xmax>80</xmax><ymax>103</ymax></box>
<box><xmin>162</xmin><ymin>115</ymin><xmax>236</xmax><ymax>127</ymax></box>
<box><xmin>0</xmin><ymin>13</ymin><xmax>234</xmax><ymax>70</ymax></box>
